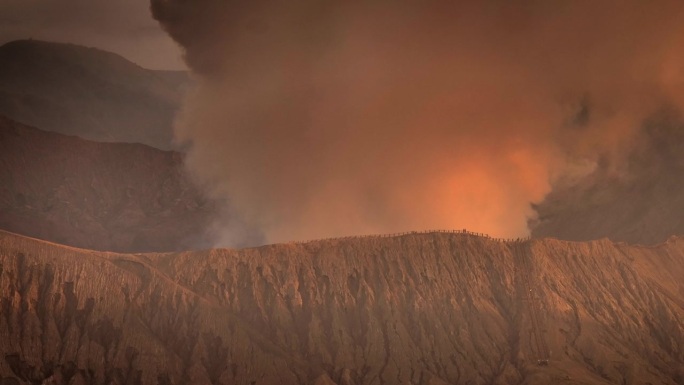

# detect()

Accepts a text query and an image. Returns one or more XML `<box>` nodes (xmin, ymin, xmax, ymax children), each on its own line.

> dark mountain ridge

<box><xmin>0</xmin><ymin>39</ymin><xmax>187</xmax><ymax>150</ymax></box>
<box><xmin>0</xmin><ymin>229</ymin><xmax>682</xmax><ymax>384</ymax></box>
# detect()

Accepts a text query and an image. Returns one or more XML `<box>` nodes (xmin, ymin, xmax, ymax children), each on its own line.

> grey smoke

<box><xmin>152</xmin><ymin>0</ymin><xmax>684</xmax><ymax>245</ymax></box>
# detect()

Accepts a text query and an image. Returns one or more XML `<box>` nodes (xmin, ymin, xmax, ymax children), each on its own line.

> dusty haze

<box><xmin>152</xmin><ymin>1</ymin><xmax>684</xmax><ymax>245</ymax></box>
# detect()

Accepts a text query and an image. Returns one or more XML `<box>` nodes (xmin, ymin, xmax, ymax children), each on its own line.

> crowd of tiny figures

<box><xmin>291</xmin><ymin>229</ymin><xmax>532</xmax><ymax>245</ymax></box>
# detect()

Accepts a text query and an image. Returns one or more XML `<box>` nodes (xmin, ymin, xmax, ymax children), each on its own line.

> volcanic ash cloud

<box><xmin>152</xmin><ymin>0</ymin><xmax>684</xmax><ymax>245</ymax></box>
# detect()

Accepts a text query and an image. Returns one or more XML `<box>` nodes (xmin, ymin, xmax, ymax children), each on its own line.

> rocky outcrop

<box><xmin>0</xmin><ymin>40</ymin><xmax>187</xmax><ymax>150</ymax></box>
<box><xmin>0</xmin><ymin>116</ymin><xmax>218</xmax><ymax>253</ymax></box>
<box><xmin>1</xmin><ymin>230</ymin><xmax>682</xmax><ymax>384</ymax></box>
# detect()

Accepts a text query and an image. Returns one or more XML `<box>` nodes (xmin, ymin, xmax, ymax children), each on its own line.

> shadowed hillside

<box><xmin>0</xmin><ymin>39</ymin><xmax>188</xmax><ymax>150</ymax></box>
<box><xmin>1</xmin><ymin>230</ymin><xmax>682</xmax><ymax>384</ymax></box>
<box><xmin>0</xmin><ymin>116</ymin><xmax>216</xmax><ymax>253</ymax></box>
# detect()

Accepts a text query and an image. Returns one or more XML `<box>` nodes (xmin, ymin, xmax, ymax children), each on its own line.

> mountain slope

<box><xmin>1</xmin><ymin>230</ymin><xmax>682</xmax><ymax>384</ymax></box>
<box><xmin>0</xmin><ymin>116</ymin><xmax>215</xmax><ymax>253</ymax></box>
<box><xmin>0</xmin><ymin>39</ymin><xmax>188</xmax><ymax>150</ymax></box>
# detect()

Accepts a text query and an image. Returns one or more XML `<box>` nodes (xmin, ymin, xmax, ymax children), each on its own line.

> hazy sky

<box><xmin>0</xmin><ymin>0</ymin><xmax>185</xmax><ymax>70</ymax></box>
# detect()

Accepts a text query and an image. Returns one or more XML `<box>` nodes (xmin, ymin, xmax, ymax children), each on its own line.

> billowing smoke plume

<box><xmin>152</xmin><ymin>0</ymin><xmax>684</xmax><ymax>245</ymax></box>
